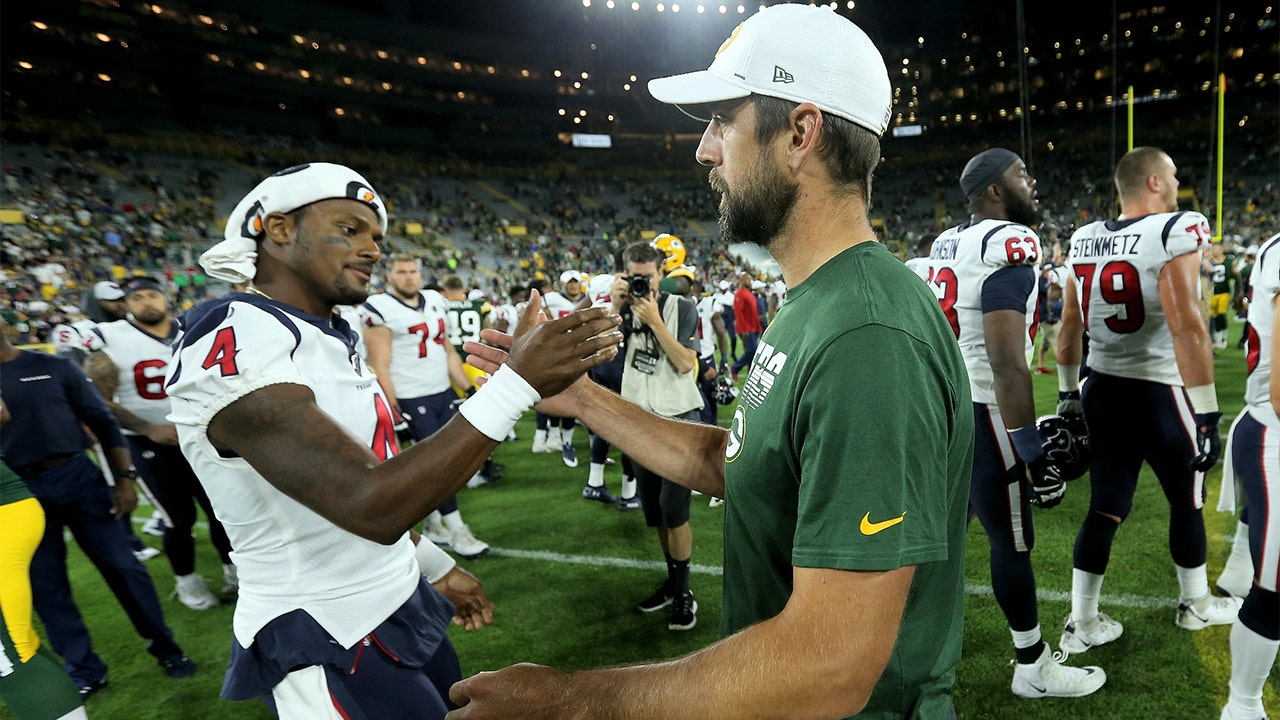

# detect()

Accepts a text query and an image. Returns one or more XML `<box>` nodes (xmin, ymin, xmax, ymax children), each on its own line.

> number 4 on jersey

<box><xmin>202</xmin><ymin>327</ymin><xmax>240</xmax><ymax>377</ymax></box>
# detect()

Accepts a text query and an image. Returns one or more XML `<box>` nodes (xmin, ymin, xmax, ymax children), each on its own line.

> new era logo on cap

<box><xmin>772</xmin><ymin>66</ymin><xmax>794</xmax><ymax>83</ymax></box>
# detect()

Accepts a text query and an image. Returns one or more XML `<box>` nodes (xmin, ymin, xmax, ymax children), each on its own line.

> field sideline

<box><xmin>7</xmin><ymin>324</ymin><xmax>1278</xmax><ymax>720</ymax></box>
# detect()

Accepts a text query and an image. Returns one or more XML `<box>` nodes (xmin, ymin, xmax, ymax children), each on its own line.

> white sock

<box><xmin>442</xmin><ymin>510</ymin><xmax>466</xmax><ymax>532</ymax></box>
<box><xmin>534</xmin><ymin>429</ymin><xmax>547</xmax><ymax>446</ymax></box>
<box><xmin>176</xmin><ymin>572</ymin><xmax>199</xmax><ymax>586</ymax></box>
<box><xmin>620</xmin><ymin>475</ymin><xmax>636</xmax><ymax>500</ymax></box>
<box><xmin>547</xmin><ymin>428</ymin><xmax>562</xmax><ymax>446</ymax></box>
<box><xmin>588</xmin><ymin>463</ymin><xmax>606</xmax><ymax>488</ymax></box>
<box><xmin>1175</xmin><ymin>563</ymin><xmax>1211</xmax><ymax>602</ymax></box>
<box><xmin>1011</xmin><ymin>625</ymin><xmax>1044</xmax><ymax>653</ymax></box>
<box><xmin>426</xmin><ymin>510</ymin><xmax>446</xmax><ymax>532</ymax></box>
<box><xmin>563</xmin><ymin>426</ymin><xmax>575</xmax><ymax>445</ymax></box>
<box><xmin>1226</xmin><ymin>620</ymin><xmax>1280</xmax><ymax>719</ymax></box>
<box><xmin>1072</xmin><ymin>569</ymin><xmax>1105</xmax><ymax>625</ymax></box>
<box><xmin>1221</xmin><ymin>519</ymin><xmax>1254</xmax><ymax>578</ymax></box>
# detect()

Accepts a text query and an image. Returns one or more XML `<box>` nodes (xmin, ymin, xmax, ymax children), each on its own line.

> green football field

<box><xmin>7</xmin><ymin>327</ymin><xmax>1278</xmax><ymax>720</ymax></box>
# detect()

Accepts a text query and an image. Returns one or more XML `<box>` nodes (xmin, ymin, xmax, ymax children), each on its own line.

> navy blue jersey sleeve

<box><xmin>981</xmin><ymin>266</ymin><xmax>1036</xmax><ymax>314</ymax></box>
<box><xmin>62</xmin><ymin>357</ymin><xmax>128</xmax><ymax>450</ymax></box>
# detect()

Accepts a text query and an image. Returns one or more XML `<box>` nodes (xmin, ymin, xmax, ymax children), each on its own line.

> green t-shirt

<box><xmin>722</xmin><ymin>242</ymin><xmax>974</xmax><ymax>720</ymax></box>
<box><xmin>1215</xmin><ymin>252</ymin><xmax>1237</xmax><ymax>295</ymax></box>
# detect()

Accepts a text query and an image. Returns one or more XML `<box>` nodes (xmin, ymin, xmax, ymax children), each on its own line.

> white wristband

<box><xmin>457</xmin><ymin>364</ymin><xmax>542</xmax><ymax>442</ymax></box>
<box><xmin>1058</xmin><ymin>365</ymin><xmax>1081</xmax><ymax>393</ymax></box>
<box><xmin>415</xmin><ymin>534</ymin><xmax>456</xmax><ymax>583</ymax></box>
<box><xmin>1186</xmin><ymin>384</ymin><xmax>1219</xmax><ymax>413</ymax></box>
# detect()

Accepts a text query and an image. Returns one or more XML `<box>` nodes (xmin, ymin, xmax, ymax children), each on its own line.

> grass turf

<box><xmin>7</xmin><ymin>327</ymin><xmax>1278</xmax><ymax>720</ymax></box>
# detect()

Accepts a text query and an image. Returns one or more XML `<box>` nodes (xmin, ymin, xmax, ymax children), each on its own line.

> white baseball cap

<box><xmin>559</xmin><ymin>270</ymin><xmax>584</xmax><ymax>285</ymax></box>
<box><xmin>647</xmin><ymin>3</ymin><xmax>891</xmax><ymax>136</ymax></box>
<box><xmin>718</xmin><ymin>280</ymin><xmax>731</xmax><ymax>291</ymax></box>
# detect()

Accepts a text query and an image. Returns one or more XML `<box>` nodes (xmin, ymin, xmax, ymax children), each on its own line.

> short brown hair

<box><xmin>442</xmin><ymin>274</ymin><xmax>465</xmax><ymax>291</ymax></box>
<box><xmin>622</xmin><ymin>241</ymin><xmax>664</xmax><ymax>268</ymax></box>
<box><xmin>752</xmin><ymin>94</ymin><xmax>880</xmax><ymax>204</ymax></box>
<box><xmin>1114</xmin><ymin>146</ymin><xmax>1168</xmax><ymax>201</ymax></box>
<box><xmin>387</xmin><ymin>254</ymin><xmax>419</xmax><ymax>268</ymax></box>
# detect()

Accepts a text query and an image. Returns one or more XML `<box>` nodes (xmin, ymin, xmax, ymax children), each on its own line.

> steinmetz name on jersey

<box><xmin>1244</xmin><ymin>233</ymin><xmax>1280</xmax><ymax>427</ymax></box>
<box><xmin>914</xmin><ymin>219</ymin><xmax>1041</xmax><ymax>405</ymax></box>
<box><xmin>1066</xmin><ymin>211</ymin><xmax>1211</xmax><ymax>386</ymax></box>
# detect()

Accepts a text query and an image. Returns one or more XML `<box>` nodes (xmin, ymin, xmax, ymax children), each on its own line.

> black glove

<box><xmin>1026</xmin><ymin>455</ymin><xmax>1066</xmax><ymax>509</ymax></box>
<box><xmin>1190</xmin><ymin>411</ymin><xmax>1222</xmax><ymax>471</ymax></box>
<box><xmin>1057</xmin><ymin>390</ymin><xmax>1083</xmax><ymax>421</ymax></box>
<box><xmin>394</xmin><ymin>409</ymin><xmax>414</xmax><ymax>446</ymax></box>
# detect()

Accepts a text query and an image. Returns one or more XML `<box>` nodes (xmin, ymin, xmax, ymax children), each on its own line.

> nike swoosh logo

<box><xmin>860</xmin><ymin>511</ymin><xmax>907</xmax><ymax>535</ymax></box>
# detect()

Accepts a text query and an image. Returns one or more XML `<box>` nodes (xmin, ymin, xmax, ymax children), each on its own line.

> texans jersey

<box><xmin>695</xmin><ymin>295</ymin><xmax>720</xmax><ymax>358</ymax></box>
<box><xmin>489</xmin><ymin>303</ymin><xmax>517</xmax><ymax>331</ymax></box>
<box><xmin>587</xmin><ymin>274</ymin><xmax>615</xmax><ymax>309</ymax></box>
<box><xmin>1244</xmin><ymin>233</ymin><xmax>1280</xmax><ymax>427</ymax></box>
<box><xmin>360</xmin><ymin>291</ymin><xmax>451</xmax><ymax>398</ymax></box>
<box><xmin>541</xmin><ymin>291</ymin><xmax>579</xmax><ymax>319</ymax></box>
<box><xmin>166</xmin><ymin>293</ymin><xmax>418</xmax><ymax>649</ymax></box>
<box><xmin>95</xmin><ymin>319</ymin><xmax>182</xmax><ymax>433</ymax></box>
<box><xmin>445</xmin><ymin>298</ymin><xmax>490</xmax><ymax>354</ymax></box>
<box><xmin>334</xmin><ymin>305</ymin><xmax>368</xmax><ymax>361</ymax></box>
<box><xmin>1065</xmin><ymin>211</ymin><xmax>1210</xmax><ymax>386</ymax></box>
<box><xmin>51</xmin><ymin>319</ymin><xmax>106</xmax><ymax>355</ymax></box>
<box><xmin>919</xmin><ymin>219</ymin><xmax>1041</xmax><ymax>405</ymax></box>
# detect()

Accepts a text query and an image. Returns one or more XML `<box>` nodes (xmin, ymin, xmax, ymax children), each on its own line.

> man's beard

<box><xmin>711</xmin><ymin>150</ymin><xmax>799</xmax><ymax>249</ymax></box>
<box><xmin>133</xmin><ymin>308</ymin><xmax>167</xmax><ymax>325</ymax></box>
<box><xmin>1005</xmin><ymin>187</ymin><xmax>1041</xmax><ymax>228</ymax></box>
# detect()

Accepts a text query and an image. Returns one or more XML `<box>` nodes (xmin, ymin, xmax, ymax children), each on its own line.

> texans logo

<box><xmin>239</xmin><ymin>200</ymin><xmax>265</xmax><ymax>239</ymax></box>
<box><xmin>346</xmin><ymin>181</ymin><xmax>381</xmax><ymax>213</ymax></box>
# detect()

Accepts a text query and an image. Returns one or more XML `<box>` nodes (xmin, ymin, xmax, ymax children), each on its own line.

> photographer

<box><xmin>609</xmin><ymin>241</ymin><xmax>703</xmax><ymax>631</ymax></box>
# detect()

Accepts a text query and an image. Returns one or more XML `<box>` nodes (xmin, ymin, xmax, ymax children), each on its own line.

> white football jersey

<box><xmin>95</xmin><ymin>319</ymin><xmax>181</xmax><ymax>433</ymax></box>
<box><xmin>695</xmin><ymin>295</ymin><xmax>720</xmax><ymax>358</ymax></box>
<box><xmin>587</xmin><ymin>274</ymin><xmax>615</xmax><ymax>309</ymax></box>
<box><xmin>921</xmin><ymin>219</ymin><xmax>1041</xmax><ymax>405</ymax></box>
<box><xmin>51</xmin><ymin>319</ymin><xmax>105</xmax><ymax>355</ymax></box>
<box><xmin>1066</xmin><ymin>211</ymin><xmax>1211</xmax><ymax>386</ymax></box>
<box><xmin>166</xmin><ymin>294</ymin><xmax>419</xmax><ymax>649</ymax></box>
<box><xmin>489</xmin><ymin>303</ymin><xmax>517</xmax><ymax>331</ymax></box>
<box><xmin>1244</xmin><ymin>233</ymin><xmax>1280</xmax><ymax>427</ymax></box>
<box><xmin>359</xmin><ymin>291</ymin><xmax>451</xmax><ymax>398</ymax></box>
<box><xmin>541</xmin><ymin>291</ymin><xmax>578</xmax><ymax>319</ymax></box>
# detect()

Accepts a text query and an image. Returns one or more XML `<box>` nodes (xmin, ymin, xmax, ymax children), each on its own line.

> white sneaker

<box><xmin>141</xmin><ymin>512</ymin><xmax>167</xmax><ymax>537</ymax></box>
<box><xmin>709</xmin><ymin>497</ymin><xmax>725</xmax><ymax>507</ymax></box>
<box><xmin>449</xmin><ymin>525</ymin><xmax>490</xmax><ymax>559</ymax></box>
<box><xmin>133</xmin><ymin>547</ymin><xmax>162</xmax><ymax>562</ymax></box>
<box><xmin>506</xmin><ymin>429</ymin><xmax>519</xmax><ymax>442</ymax></box>
<box><xmin>174</xmin><ymin>575</ymin><xmax>220</xmax><ymax>610</ymax></box>
<box><xmin>424</xmin><ymin>518</ymin><xmax>452</xmax><ymax>547</ymax></box>
<box><xmin>221</xmin><ymin>563</ymin><xmax>239</xmax><ymax>595</ymax></box>
<box><xmin>1011</xmin><ymin>644</ymin><xmax>1106</xmax><ymax>698</ymax></box>
<box><xmin>1059</xmin><ymin>613</ymin><xmax>1123</xmax><ymax>655</ymax></box>
<box><xmin>1176</xmin><ymin>594</ymin><xmax>1243</xmax><ymax>630</ymax></box>
<box><xmin>531</xmin><ymin>437</ymin><xmax>548</xmax><ymax>453</ymax></box>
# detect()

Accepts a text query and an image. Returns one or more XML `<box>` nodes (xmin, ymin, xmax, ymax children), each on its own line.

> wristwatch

<box><xmin>119</xmin><ymin>468</ymin><xmax>141</xmax><ymax>481</ymax></box>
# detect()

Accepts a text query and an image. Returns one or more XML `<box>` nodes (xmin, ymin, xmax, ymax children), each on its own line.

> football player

<box><xmin>440</xmin><ymin>275</ymin><xmax>507</xmax><ymax>482</ymax></box>
<box><xmin>582</xmin><ymin>269</ymin><xmax>636</xmax><ymax>507</ymax></box>
<box><xmin>167</xmin><ymin>163</ymin><xmax>619</xmax><ymax>717</ymax></box>
<box><xmin>1219</xmin><ymin>231</ymin><xmax>1280</xmax><ymax>720</ymax></box>
<box><xmin>527</xmin><ymin>274</ymin><xmax>583</xmax><ymax>467</ymax></box>
<box><xmin>362</xmin><ymin>258</ymin><xmax>490</xmax><ymax>560</ymax></box>
<box><xmin>916</xmin><ymin>148</ymin><xmax>1103</xmax><ymax>698</ymax></box>
<box><xmin>1056</xmin><ymin>147</ymin><xmax>1240</xmax><ymax>658</ymax></box>
<box><xmin>84</xmin><ymin>277</ymin><xmax>236</xmax><ymax>609</ymax></box>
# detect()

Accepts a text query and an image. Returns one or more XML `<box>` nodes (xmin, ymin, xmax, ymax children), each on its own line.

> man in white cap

<box><xmin>449</xmin><ymin>5</ymin><xmax>971</xmax><ymax>719</ymax></box>
<box><xmin>52</xmin><ymin>282</ymin><xmax>125</xmax><ymax>362</ymax></box>
<box><xmin>165</xmin><ymin>163</ymin><xmax>622</xmax><ymax>718</ymax></box>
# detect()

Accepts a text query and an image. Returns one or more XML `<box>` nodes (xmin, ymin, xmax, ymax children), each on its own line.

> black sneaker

<box><xmin>582</xmin><ymin>484</ymin><xmax>618</xmax><ymax>504</ymax></box>
<box><xmin>636</xmin><ymin>584</ymin><xmax>673</xmax><ymax>613</ymax></box>
<box><xmin>667</xmin><ymin>591</ymin><xmax>698</xmax><ymax>631</ymax></box>
<box><xmin>159</xmin><ymin>654</ymin><xmax>196</xmax><ymax>679</ymax></box>
<box><xmin>618</xmin><ymin>496</ymin><xmax>642</xmax><ymax>512</ymax></box>
<box><xmin>483</xmin><ymin>459</ymin><xmax>505</xmax><ymax>479</ymax></box>
<box><xmin>79</xmin><ymin>677</ymin><xmax>108</xmax><ymax>699</ymax></box>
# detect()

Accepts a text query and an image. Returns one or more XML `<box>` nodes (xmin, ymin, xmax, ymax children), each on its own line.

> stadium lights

<box><xmin>606</xmin><ymin>0</ymin><xmax>615</xmax><ymax>8</ymax></box>
<box><xmin>96</xmin><ymin>32</ymin><xmax>112</xmax><ymax>42</ymax></box>
<box><xmin>299</xmin><ymin>70</ymin><xmax>310</xmax><ymax>78</ymax></box>
<box><xmin>292</xmin><ymin>34</ymin><xmax>305</xmax><ymax>44</ymax></box>
<box><xmin>32</xmin><ymin>21</ymin><xmax>48</xmax><ymax>30</ymax></box>
<box><xmin>583</xmin><ymin>0</ymin><xmax>590</xmax><ymax>5</ymax></box>
<box><xmin>847</xmin><ymin>1</ymin><xmax>854</xmax><ymax>8</ymax></box>
<box><xmin>697</xmin><ymin>4</ymin><xmax>705</xmax><ymax>13</ymax></box>
<box><xmin>608</xmin><ymin>114</ymin><xmax>615</xmax><ymax>120</ymax></box>
<box><xmin>579</xmin><ymin>109</ymin><xmax>587</xmax><ymax>116</ymax></box>
<box><xmin>657</xmin><ymin>3</ymin><xmax>665</xmax><ymax>9</ymax></box>
<box><xmin>198</xmin><ymin>14</ymin><xmax>213</xmax><ymax>24</ymax></box>
<box><xmin>720</xmin><ymin>5</ymin><xmax>727</xmax><ymax>13</ymax></box>
<box><xmin>673</xmin><ymin>4</ymin><xmax>680</xmax><ymax>12</ymax></box>
<box><xmin>255</xmin><ymin>62</ymin><xmax>266</xmax><ymax>70</ymax></box>
<box><xmin>335</xmin><ymin>107</ymin><xmax>346</xmax><ymax>116</ymax></box>
<box><xmin>150</xmin><ymin>5</ymin><xmax>162</xmax><ymax>13</ymax></box>
<box><xmin>633</xmin><ymin>1</ymin><xmax>640</xmax><ymax>8</ymax></box>
<box><xmin>18</xmin><ymin>61</ymin><xmax>33</xmax><ymax>69</ymax></box>
<box><xmin>573</xmin><ymin>117</ymin><xmax>582</xmax><ymax>124</ymax></box>
<box><xmin>558</xmin><ymin>108</ymin><xmax>567</xmax><ymax>115</ymax></box>
<box><xmin>581</xmin><ymin>71</ymin><xmax>590</xmax><ymax>79</ymax></box>
<box><xmin>554</xmin><ymin>69</ymin><xmax>562</xmax><ymax>77</ymax></box>
<box><xmin>98</xmin><ymin>73</ymin><xmax>112</xmax><ymax>82</ymax></box>
<box><xmin>623</xmin><ymin>83</ymin><xmax>631</xmax><ymax>90</ymax></box>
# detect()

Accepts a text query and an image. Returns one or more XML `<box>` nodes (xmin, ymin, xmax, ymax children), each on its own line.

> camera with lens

<box><xmin>627</xmin><ymin>274</ymin><xmax>651</xmax><ymax>298</ymax></box>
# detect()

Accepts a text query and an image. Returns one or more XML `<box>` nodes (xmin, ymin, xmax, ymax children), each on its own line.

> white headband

<box><xmin>202</xmin><ymin>162</ymin><xmax>388</xmax><ymax>283</ymax></box>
